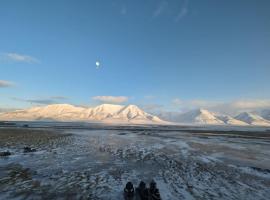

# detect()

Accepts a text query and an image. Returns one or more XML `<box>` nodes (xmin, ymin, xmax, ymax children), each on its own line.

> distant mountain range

<box><xmin>0</xmin><ymin>104</ymin><xmax>270</xmax><ymax>126</ymax></box>
<box><xmin>158</xmin><ymin>108</ymin><xmax>270</xmax><ymax>126</ymax></box>
<box><xmin>0</xmin><ymin>104</ymin><xmax>167</xmax><ymax>124</ymax></box>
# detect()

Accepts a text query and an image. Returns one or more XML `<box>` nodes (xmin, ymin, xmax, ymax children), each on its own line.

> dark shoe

<box><xmin>149</xmin><ymin>180</ymin><xmax>161</xmax><ymax>200</ymax></box>
<box><xmin>136</xmin><ymin>181</ymin><xmax>149</xmax><ymax>200</ymax></box>
<box><xmin>124</xmin><ymin>182</ymin><xmax>135</xmax><ymax>199</ymax></box>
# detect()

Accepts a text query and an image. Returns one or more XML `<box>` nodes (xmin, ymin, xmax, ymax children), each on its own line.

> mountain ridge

<box><xmin>235</xmin><ymin>112</ymin><xmax>270</xmax><ymax>126</ymax></box>
<box><xmin>0</xmin><ymin>103</ymin><xmax>168</xmax><ymax>124</ymax></box>
<box><xmin>1</xmin><ymin>104</ymin><xmax>270</xmax><ymax>126</ymax></box>
<box><xmin>157</xmin><ymin>108</ymin><xmax>270</xmax><ymax>126</ymax></box>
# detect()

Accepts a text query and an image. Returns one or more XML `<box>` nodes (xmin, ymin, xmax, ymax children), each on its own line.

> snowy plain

<box><xmin>0</xmin><ymin>122</ymin><xmax>270</xmax><ymax>199</ymax></box>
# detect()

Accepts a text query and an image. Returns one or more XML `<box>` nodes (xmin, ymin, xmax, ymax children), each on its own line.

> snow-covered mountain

<box><xmin>1</xmin><ymin>104</ymin><xmax>270</xmax><ymax>126</ymax></box>
<box><xmin>0</xmin><ymin>104</ymin><xmax>167</xmax><ymax>124</ymax></box>
<box><xmin>235</xmin><ymin>112</ymin><xmax>270</xmax><ymax>126</ymax></box>
<box><xmin>215</xmin><ymin>115</ymin><xmax>249</xmax><ymax>126</ymax></box>
<box><xmin>260</xmin><ymin>109</ymin><xmax>270</xmax><ymax>121</ymax></box>
<box><xmin>159</xmin><ymin>109</ymin><xmax>249</xmax><ymax>126</ymax></box>
<box><xmin>174</xmin><ymin>109</ymin><xmax>225</xmax><ymax>125</ymax></box>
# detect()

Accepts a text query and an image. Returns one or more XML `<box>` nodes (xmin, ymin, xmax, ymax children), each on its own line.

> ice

<box><xmin>0</xmin><ymin>124</ymin><xmax>270</xmax><ymax>199</ymax></box>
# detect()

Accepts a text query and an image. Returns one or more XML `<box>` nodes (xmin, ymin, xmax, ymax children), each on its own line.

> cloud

<box><xmin>175</xmin><ymin>0</ymin><xmax>189</xmax><ymax>22</ymax></box>
<box><xmin>50</xmin><ymin>96</ymin><xmax>69</xmax><ymax>100</ymax></box>
<box><xmin>211</xmin><ymin>100</ymin><xmax>270</xmax><ymax>115</ymax></box>
<box><xmin>153</xmin><ymin>1</ymin><xmax>168</xmax><ymax>18</ymax></box>
<box><xmin>0</xmin><ymin>107</ymin><xmax>18</xmax><ymax>113</ymax></box>
<box><xmin>172</xmin><ymin>98</ymin><xmax>183</xmax><ymax>105</ymax></box>
<box><xmin>226</xmin><ymin>100</ymin><xmax>270</xmax><ymax>109</ymax></box>
<box><xmin>172</xmin><ymin>98</ymin><xmax>221</xmax><ymax>107</ymax></box>
<box><xmin>0</xmin><ymin>53</ymin><xmax>39</xmax><ymax>63</ymax></box>
<box><xmin>141</xmin><ymin>104</ymin><xmax>164</xmax><ymax>113</ymax></box>
<box><xmin>0</xmin><ymin>80</ymin><xmax>15</xmax><ymax>88</ymax></box>
<box><xmin>120</xmin><ymin>5</ymin><xmax>127</xmax><ymax>15</ymax></box>
<box><xmin>144</xmin><ymin>95</ymin><xmax>156</xmax><ymax>100</ymax></box>
<box><xmin>92</xmin><ymin>96</ymin><xmax>128</xmax><ymax>104</ymax></box>
<box><xmin>171</xmin><ymin>98</ymin><xmax>222</xmax><ymax>112</ymax></box>
<box><xmin>171</xmin><ymin>98</ymin><xmax>270</xmax><ymax>115</ymax></box>
<box><xmin>29</xmin><ymin>99</ymin><xmax>58</xmax><ymax>104</ymax></box>
<box><xmin>11</xmin><ymin>96</ymin><xmax>68</xmax><ymax>105</ymax></box>
<box><xmin>11</xmin><ymin>97</ymin><xmax>57</xmax><ymax>105</ymax></box>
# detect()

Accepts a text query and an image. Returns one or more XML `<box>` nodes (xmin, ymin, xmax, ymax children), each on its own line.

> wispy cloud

<box><xmin>175</xmin><ymin>0</ymin><xmax>189</xmax><ymax>22</ymax></box>
<box><xmin>0</xmin><ymin>53</ymin><xmax>39</xmax><ymax>64</ymax></box>
<box><xmin>153</xmin><ymin>1</ymin><xmax>168</xmax><ymax>18</ymax></box>
<box><xmin>152</xmin><ymin>0</ymin><xmax>189</xmax><ymax>22</ymax></box>
<box><xmin>172</xmin><ymin>98</ymin><xmax>270</xmax><ymax>115</ymax></box>
<box><xmin>92</xmin><ymin>96</ymin><xmax>128</xmax><ymax>104</ymax></box>
<box><xmin>212</xmin><ymin>99</ymin><xmax>270</xmax><ymax>115</ymax></box>
<box><xmin>0</xmin><ymin>107</ymin><xmax>18</xmax><ymax>113</ymax></box>
<box><xmin>144</xmin><ymin>95</ymin><xmax>156</xmax><ymax>100</ymax></box>
<box><xmin>28</xmin><ymin>99</ymin><xmax>57</xmax><ymax>105</ymax></box>
<box><xmin>141</xmin><ymin>104</ymin><xmax>164</xmax><ymax>113</ymax></box>
<box><xmin>120</xmin><ymin>5</ymin><xmax>127</xmax><ymax>15</ymax></box>
<box><xmin>11</xmin><ymin>96</ymin><xmax>68</xmax><ymax>105</ymax></box>
<box><xmin>50</xmin><ymin>96</ymin><xmax>69</xmax><ymax>100</ymax></box>
<box><xmin>11</xmin><ymin>97</ymin><xmax>57</xmax><ymax>105</ymax></box>
<box><xmin>0</xmin><ymin>80</ymin><xmax>15</xmax><ymax>88</ymax></box>
<box><xmin>172</xmin><ymin>98</ymin><xmax>183</xmax><ymax>105</ymax></box>
<box><xmin>226</xmin><ymin>100</ymin><xmax>270</xmax><ymax>109</ymax></box>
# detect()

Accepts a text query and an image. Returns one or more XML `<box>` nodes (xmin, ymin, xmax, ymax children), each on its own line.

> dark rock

<box><xmin>0</xmin><ymin>151</ymin><xmax>11</xmax><ymax>157</ymax></box>
<box><xmin>23</xmin><ymin>147</ymin><xmax>37</xmax><ymax>153</ymax></box>
<box><xmin>251</xmin><ymin>166</ymin><xmax>270</xmax><ymax>174</ymax></box>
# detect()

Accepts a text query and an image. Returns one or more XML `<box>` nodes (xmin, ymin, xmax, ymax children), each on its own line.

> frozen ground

<box><xmin>0</xmin><ymin>123</ymin><xmax>270</xmax><ymax>199</ymax></box>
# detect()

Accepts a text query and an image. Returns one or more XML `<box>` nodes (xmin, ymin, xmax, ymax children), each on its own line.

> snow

<box><xmin>159</xmin><ymin>109</ymin><xmax>270</xmax><ymax>126</ymax></box>
<box><xmin>1</xmin><ymin>125</ymin><xmax>270</xmax><ymax>199</ymax></box>
<box><xmin>215</xmin><ymin>115</ymin><xmax>249</xmax><ymax>126</ymax></box>
<box><xmin>1</xmin><ymin>104</ymin><xmax>270</xmax><ymax>126</ymax></box>
<box><xmin>0</xmin><ymin>103</ymin><xmax>167</xmax><ymax>124</ymax></box>
<box><xmin>235</xmin><ymin>112</ymin><xmax>270</xmax><ymax>126</ymax></box>
<box><xmin>174</xmin><ymin>109</ymin><xmax>225</xmax><ymax>125</ymax></box>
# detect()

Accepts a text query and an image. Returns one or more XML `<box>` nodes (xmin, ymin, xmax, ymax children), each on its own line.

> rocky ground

<box><xmin>0</xmin><ymin>126</ymin><xmax>270</xmax><ymax>199</ymax></box>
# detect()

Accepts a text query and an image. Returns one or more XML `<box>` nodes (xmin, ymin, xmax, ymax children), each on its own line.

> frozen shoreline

<box><xmin>1</xmin><ymin>125</ymin><xmax>270</xmax><ymax>199</ymax></box>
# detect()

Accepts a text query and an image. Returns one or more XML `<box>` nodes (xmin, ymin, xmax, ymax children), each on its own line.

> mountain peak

<box><xmin>0</xmin><ymin>103</ymin><xmax>166</xmax><ymax>124</ymax></box>
<box><xmin>121</xmin><ymin>104</ymin><xmax>142</xmax><ymax>112</ymax></box>
<box><xmin>197</xmin><ymin>108</ymin><xmax>211</xmax><ymax>114</ymax></box>
<box><xmin>175</xmin><ymin>108</ymin><xmax>224</xmax><ymax>125</ymax></box>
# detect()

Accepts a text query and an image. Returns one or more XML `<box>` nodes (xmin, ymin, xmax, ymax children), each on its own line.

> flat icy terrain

<box><xmin>1</xmin><ymin>124</ymin><xmax>270</xmax><ymax>199</ymax></box>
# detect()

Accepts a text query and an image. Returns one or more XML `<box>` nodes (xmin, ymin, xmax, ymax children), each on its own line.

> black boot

<box><xmin>149</xmin><ymin>180</ymin><xmax>161</xmax><ymax>200</ymax></box>
<box><xmin>136</xmin><ymin>181</ymin><xmax>149</xmax><ymax>200</ymax></box>
<box><xmin>124</xmin><ymin>182</ymin><xmax>135</xmax><ymax>200</ymax></box>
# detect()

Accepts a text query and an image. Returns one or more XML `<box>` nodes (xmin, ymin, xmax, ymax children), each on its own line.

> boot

<box><xmin>124</xmin><ymin>182</ymin><xmax>135</xmax><ymax>200</ymax></box>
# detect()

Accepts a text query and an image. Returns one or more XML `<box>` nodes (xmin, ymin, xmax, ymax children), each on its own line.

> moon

<box><xmin>95</xmin><ymin>61</ymin><xmax>100</xmax><ymax>68</ymax></box>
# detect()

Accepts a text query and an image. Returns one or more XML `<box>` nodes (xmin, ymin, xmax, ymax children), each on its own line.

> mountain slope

<box><xmin>175</xmin><ymin>109</ymin><xmax>225</xmax><ymax>125</ymax></box>
<box><xmin>0</xmin><ymin>104</ymin><xmax>167</xmax><ymax>124</ymax></box>
<box><xmin>163</xmin><ymin>109</ymin><xmax>249</xmax><ymax>126</ymax></box>
<box><xmin>215</xmin><ymin>115</ymin><xmax>249</xmax><ymax>126</ymax></box>
<box><xmin>110</xmin><ymin>105</ymin><xmax>165</xmax><ymax>123</ymax></box>
<box><xmin>260</xmin><ymin>109</ymin><xmax>270</xmax><ymax>121</ymax></box>
<box><xmin>235</xmin><ymin>112</ymin><xmax>270</xmax><ymax>126</ymax></box>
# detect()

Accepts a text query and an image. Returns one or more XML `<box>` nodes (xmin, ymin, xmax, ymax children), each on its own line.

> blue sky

<box><xmin>1</xmin><ymin>0</ymin><xmax>270</xmax><ymax>112</ymax></box>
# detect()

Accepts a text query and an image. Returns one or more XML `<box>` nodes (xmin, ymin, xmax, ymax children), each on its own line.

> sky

<box><xmin>0</xmin><ymin>0</ymin><xmax>270</xmax><ymax>114</ymax></box>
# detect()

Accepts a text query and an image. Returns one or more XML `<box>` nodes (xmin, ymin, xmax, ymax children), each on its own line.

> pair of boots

<box><xmin>124</xmin><ymin>180</ymin><xmax>161</xmax><ymax>200</ymax></box>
